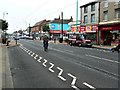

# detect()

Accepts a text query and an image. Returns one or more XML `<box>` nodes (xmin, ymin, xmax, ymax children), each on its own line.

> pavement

<box><xmin>0</xmin><ymin>40</ymin><xmax>116</xmax><ymax>89</ymax></box>
<box><xmin>0</xmin><ymin>41</ymin><xmax>20</xmax><ymax>89</ymax></box>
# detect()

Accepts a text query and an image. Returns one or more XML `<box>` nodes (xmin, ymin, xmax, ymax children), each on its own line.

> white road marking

<box><xmin>72</xmin><ymin>85</ymin><xmax>80</xmax><ymax>90</ymax></box>
<box><xmin>48</xmin><ymin>63</ymin><xmax>55</xmax><ymax>73</ymax></box>
<box><xmin>83</xmin><ymin>82</ymin><xmax>96</xmax><ymax>90</ymax></box>
<box><xmin>42</xmin><ymin>59</ymin><xmax>47</xmax><ymax>67</ymax></box>
<box><xmin>67</xmin><ymin>73</ymin><xmax>77</xmax><ymax>86</ymax></box>
<box><xmin>57</xmin><ymin>67</ymin><xmax>66</xmax><ymax>81</ymax></box>
<box><xmin>85</xmin><ymin>54</ymin><xmax>120</xmax><ymax>64</ymax></box>
<box><xmin>37</xmin><ymin>56</ymin><xmax>43</xmax><ymax>62</ymax></box>
<box><xmin>63</xmin><ymin>49</ymin><xmax>74</xmax><ymax>53</ymax></box>
<box><xmin>31</xmin><ymin>52</ymin><xmax>35</xmax><ymax>57</ymax></box>
<box><xmin>34</xmin><ymin>54</ymin><xmax>38</xmax><ymax>59</ymax></box>
<box><xmin>26</xmin><ymin>50</ymin><xmax>30</xmax><ymax>53</ymax></box>
<box><xmin>67</xmin><ymin>73</ymin><xmax>80</xmax><ymax>90</ymax></box>
<box><xmin>28</xmin><ymin>51</ymin><xmax>32</xmax><ymax>55</ymax></box>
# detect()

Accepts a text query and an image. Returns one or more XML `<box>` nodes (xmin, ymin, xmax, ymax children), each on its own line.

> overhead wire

<box><xmin>37</xmin><ymin>2</ymin><xmax>76</xmax><ymax>21</ymax></box>
<box><xmin>24</xmin><ymin>0</ymin><xmax>51</xmax><ymax>20</ymax></box>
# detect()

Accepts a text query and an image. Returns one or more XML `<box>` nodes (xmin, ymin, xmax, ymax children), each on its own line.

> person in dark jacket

<box><xmin>111</xmin><ymin>44</ymin><xmax>120</xmax><ymax>53</ymax></box>
<box><xmin>43</xmin><ymin>34</ymin><xmax>49</xmax><ymax>48</ymax></box>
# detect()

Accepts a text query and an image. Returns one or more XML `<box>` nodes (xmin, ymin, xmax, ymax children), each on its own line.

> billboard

<box><xmin>49</xmin><ymin>23</ymin><xmax>68</xmax><ymax>31</ymax></box>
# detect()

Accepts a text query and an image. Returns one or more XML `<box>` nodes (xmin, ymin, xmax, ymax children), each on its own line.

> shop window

<box><xmin>84</xmin><ymin>6</ymin><xmax>88</xmax><ymax>13</ymax></box>
<box><xmin>84</xmin><ymin>15</ymin><xmax>88</xmax><ymax>24</ymax></box>
<box><xmin>115</xmin><ymin>8</ymin><xmax>120</xmax><ymax>19</ymax></box>
<box><xmin>91</xmin><ymin>4</ymin><xmax>95</xmax><ymax>12</ymax></box>
<box><xmin>103</xmin><ymin>11</ymin><xmax>108</xmax><ymax>21</ymax></box>
<box><xmin>91</xmin><ymin>14</ymin><xmax>95</xmax><ymax>23</ymax></box>
<box><xmin>103</xmin><ymin>0</ymin><xmax>108</xmax><ymax>8</ymax></box>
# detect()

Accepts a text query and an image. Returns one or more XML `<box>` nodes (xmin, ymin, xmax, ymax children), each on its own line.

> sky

<box><xmin>0</xmin><ymin>0</ymin><xmax>95</xmax><ymax>33</ymax></box>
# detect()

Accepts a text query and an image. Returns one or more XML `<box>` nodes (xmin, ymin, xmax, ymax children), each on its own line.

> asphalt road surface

<box><xmin>8</xmin><ymin>39</ymin><xmax>120</xmax><ymax>89</ymax></box>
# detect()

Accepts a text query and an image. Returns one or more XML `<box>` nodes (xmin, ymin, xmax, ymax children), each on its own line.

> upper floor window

<box><xmin>84</xmin><ymin>15</ymin><xmax>88</xmax><ymax>24</ymax></box>
<box><xmin>115</xmin><ymin>8</ymin><xmax>120</xmax><ymax>18</ymax></box>
<box><xmin>84</xmin><ymin>6</ymin><xmax>88</xmax><ymax>13</ymax></box>
<box><xmin>91</xmin><ymin>4</ymin><xmax>95</xmax><ymax>11</ymax></box>
<box><xmin>103</xmin><ymin>11</ymin><xmax>108</xmax><ymax>21</ymax></box>
<box><xmin>103</xmin><ymin>0</ymin><xmax>108</xmax><ymax>7</ymax></box>
<box><xmin>91</xmin><ymin>14</ymin><xmax>95</xmax><ymax>23</ymax></box>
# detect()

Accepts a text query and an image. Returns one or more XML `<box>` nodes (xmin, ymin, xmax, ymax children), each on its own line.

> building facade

<box><xmin>31</xmin><ymin>19</ymin><xmax>48</xmax><ymax>39</ymax></box>
<box><xmin>49</xmin><ymin>16</ymin><xmax>73</xmax><ymax>39</ymax></box>
<box><xmin>99</xmin><ymin>0</ymin><xmax>120</xmax><ymax>45</ymax></box>
<box><xmin>80</xmin><ymin>1</ymin><xmax>99</xmax><ymax>44</ymax></box>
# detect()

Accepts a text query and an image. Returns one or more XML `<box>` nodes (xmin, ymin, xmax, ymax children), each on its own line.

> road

<box><xmin>7</xmin><ymin>39</ymin><xmax>119</xmax><ymax>89</ymax></box>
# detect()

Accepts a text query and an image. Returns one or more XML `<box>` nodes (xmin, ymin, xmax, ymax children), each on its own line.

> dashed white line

<box><xmin>57</xmin><ymin>67</ymin><xmax>66</xmax><ymax>81</ymax></box>
<box><xmin>37</xmin><ymin>56</ymin><xmax>43</xmax><ymax>62</ymax></box>
<box><xmin>48</xmin><ymin>63</ymin><xmax>55</xmax><ymax>73</ymax></box>
<box><xmin>83</xmin><ymin>82</ymin><xmax>96</xmax><ymax>90</ymax></box>
<box><xmin>85</xmin><ymin>54</ymin><xmax>120</xmax><ymax>64</ymax></box>
<box><xmin>34</xmin><ymin>54</ymin><xmax>38</xmax><ymax>59</ymax></box>
<box><xmin>42</xmin><ymin>59</ymin><xmax>47</xmax><ymax>67</ymax></box>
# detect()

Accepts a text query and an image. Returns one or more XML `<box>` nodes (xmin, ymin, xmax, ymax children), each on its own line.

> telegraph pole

<box><xmin>29</xmin><ymin>23</ymin><xmax>31</xmax><ymax>37</ymax></box>
<box><xmin>61</xmin><ymin>12</ymin><xmax>63</xmax><ymax>43</ymax></box>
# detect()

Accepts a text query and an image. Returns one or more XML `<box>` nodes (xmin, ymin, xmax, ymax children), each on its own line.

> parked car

<box><xmin>68</xmin><ymin>34</ymin><xmax>92</xmax><ymax>47</ymax></box>
<box><xmin>14</xmin><ymin>36</ymin><xmax>20</xmax><ymax>40</ymax></box>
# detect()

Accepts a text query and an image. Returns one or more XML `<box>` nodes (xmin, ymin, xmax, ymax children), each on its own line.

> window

<box><xmin>103</xmin><ymin>11</ymin><xmax>108</xmax><ymax>20</ymax></box>
<box><xmin>84</xmin><ymin>6</ymin><xmax>88</xmax><ymax>13</ymax></box>
<box><xmin>84</xmin><ymin>15</ymin><xmax>88</xmax><ymax>24</ymax></box>
<box><xmin>103</xmin><ymin>0</ymin><xmax>108</xmax><ymax>7</ymax></box>
<box><xmin>91</xmin><ymin>14</ymin><xmax>95</xmax><ymax>23</ymax></box>
<box><xmin>91</xmin><ymin>4</ymin><xmax>95</xmax><ymax>11</ymax></box>
<box><xmin>115</xmin><ymin>8</ymin><xmax>120</xmax><ymax>18</ymax></box>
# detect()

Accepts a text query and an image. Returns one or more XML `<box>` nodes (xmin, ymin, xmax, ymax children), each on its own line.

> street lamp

<box><xmin>2</xmin><ymin>11</ymin><xmax>8</xmax><ymax>44</ymax></box>
<box><xmin>76</xmin><ymin>0</ymin><xmax>78</xmax><ymax>32</ymax></box>
<box><xmin>3</xmin><ymin>11</ymin><xmax>8</xmax><ymax>20</ymax></box>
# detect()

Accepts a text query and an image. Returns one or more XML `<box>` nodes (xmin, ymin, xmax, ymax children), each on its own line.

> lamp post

<box><xmin>76</xmin><ymin>0</ymin><xmax>78</xmax><ymax>32</ymax></box>
<box><xmin>3</xmin><ymin>11</ymin><xmax>8</xmax><ymax>20</ymax></box>
<box><xmin>2</xmin><ymin>11</ymin><xmax>8</xmax><ymax>44</ymax></box>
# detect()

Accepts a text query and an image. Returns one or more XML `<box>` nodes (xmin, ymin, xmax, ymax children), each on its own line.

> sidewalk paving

<box><xmin>0</xmin><ymin>41</ymin><xmax>17</xmax><ymax>89</ymax></box>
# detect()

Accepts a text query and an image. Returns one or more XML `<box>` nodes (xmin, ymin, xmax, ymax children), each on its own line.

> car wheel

<box><xmin>69</xmin><ymin>42</ymin><xmax>72</xmax><ymax>46</ymax></box>
<box><xmin>78</xmin><ymin>43</ymin><xmax>82</xmax><ymax>47</ymax></box>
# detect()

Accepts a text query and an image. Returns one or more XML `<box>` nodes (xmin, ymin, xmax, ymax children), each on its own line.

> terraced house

<box><xmin>80</xmin><ymin>0</ymin><xmax>120</xmax><ymax>45</ymax></box>
<box><xmin>99</xmin><ymin>0</ymin><xmax>120</xmax><ymax>45</ymax></box>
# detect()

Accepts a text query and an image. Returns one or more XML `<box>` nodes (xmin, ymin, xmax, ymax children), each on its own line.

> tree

<box><xmin>42</xmin><ymin>24</ymin><xmax>50</xmax><ymax>32</ymax></box>
<box><xmin>18</xmin><ymin>30</ymin><xmax>23</xmax><ymax>34</ymax></box>
<box><xmin>1</xmin><ymin>20</ymin><xmax>8</xmax><ymax>31</ymax></box>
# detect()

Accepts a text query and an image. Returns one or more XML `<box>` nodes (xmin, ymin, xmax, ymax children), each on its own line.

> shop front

<box><xmin>80</xmin><ymin>24</ymin><xmax>98</xmax><ymax>44</ymax></box>
<box><xmin>100</xmin><ymin>24</ymin><xmax>120</xmax><ymax>45</ymax></box>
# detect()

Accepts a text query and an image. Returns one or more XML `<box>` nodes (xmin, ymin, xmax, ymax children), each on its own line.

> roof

<box><xmin>80</xmin><ymin>0</ymin><xmax>99</xmax><ymax>8</ymax></box>
<box><xmin>34</xmin><ymin>19</ymin><xmax>46</xmax><ymax>26</ymax></box>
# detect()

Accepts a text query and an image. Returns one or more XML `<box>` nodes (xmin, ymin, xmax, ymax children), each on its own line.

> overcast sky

<box><xmin>0</xmin><ymin>0</ymin><xmax>95</xmax><ymax>33</ymax></box>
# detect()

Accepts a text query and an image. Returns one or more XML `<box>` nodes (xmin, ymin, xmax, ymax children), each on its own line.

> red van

<box><xmin>68</xmin><ymin>33</ymin><xmax>92</xmax><ymax>47</ymax></box>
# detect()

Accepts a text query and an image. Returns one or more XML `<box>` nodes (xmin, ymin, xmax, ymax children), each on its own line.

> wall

<box><xmin>81</xmin><ymin>2</ymin><xmax>99</xmax><ymax>25</ymax></box>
